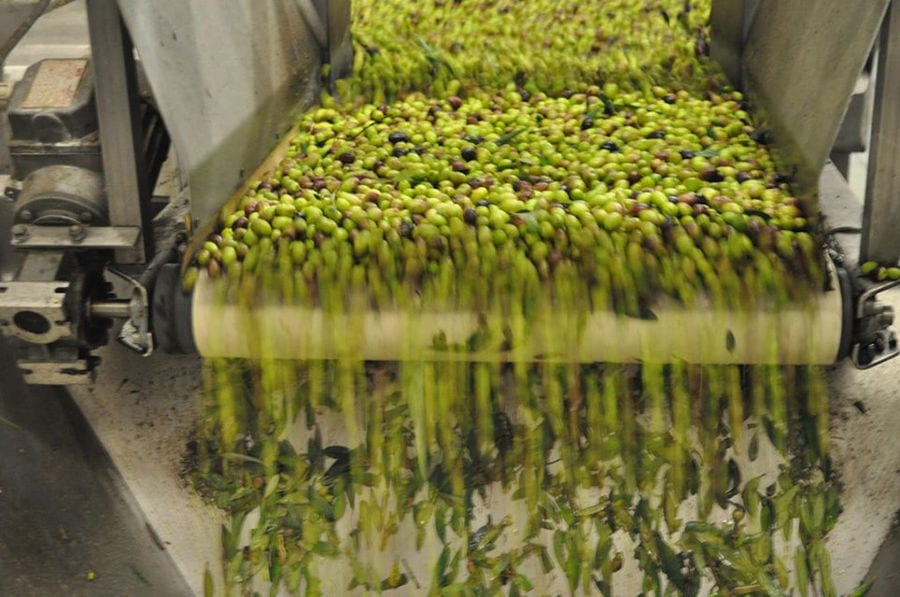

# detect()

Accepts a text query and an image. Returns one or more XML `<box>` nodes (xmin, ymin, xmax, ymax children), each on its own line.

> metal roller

<box><xmin>184</xmin><ymin>260</ymin><xmax>847</xmax><ymax>365</ymax></box>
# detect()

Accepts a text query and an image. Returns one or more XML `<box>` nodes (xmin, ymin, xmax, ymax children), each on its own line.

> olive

<box><xmin>388</xmin><ymin>131</ymin><xmax>409</xmax><ymax>144</ymax></box>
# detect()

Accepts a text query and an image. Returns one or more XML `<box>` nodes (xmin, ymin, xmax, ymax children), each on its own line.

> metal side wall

<box><xmin>114</xmin><ymin>0</ymin><xmax>326</xmax><ymax>229</ymax></box>
<box><xmin>740</xmin><ymin>0</ymin><xmax>888</xmax><ymax>202</ymax></box>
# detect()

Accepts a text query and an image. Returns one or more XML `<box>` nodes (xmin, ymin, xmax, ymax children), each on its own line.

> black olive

<box><xmin>388</xmin><ymin>131</ymin><xmax>409</xmax><ymax>144</ymax></box>
<box><xmin>699</xmin><ymin>167</ymin><xmax>724</xmax><ymax>183</ymax></box>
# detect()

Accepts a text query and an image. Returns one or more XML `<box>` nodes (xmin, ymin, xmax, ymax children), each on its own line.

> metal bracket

<box><xmin>17</xmin><ymin>345</ymin><xmax>98</xmax><ymax>385</ymax></box>
<box><xmin>9</xmin><ymin>224</ymin><xmax>141</xmax><ymax>249</ymax></box>
<box><xmin>107</xmin><ymin>266</ymin><xmax>153</xmax><ymax>355</ymax></box>
<box><xmin>0</xmin><ymin>280</ymin><xmax>71</xmax><ymax>343</ymax></box>
<box><xmin>852</xmin><ymin>279</ymin><xmax>900</xmax><ymax>368</ymax></box>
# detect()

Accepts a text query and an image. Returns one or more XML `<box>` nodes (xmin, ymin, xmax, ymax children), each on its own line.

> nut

<box><xmin>68</xmin><ymin>224</ymin><xmax>87</xmax><ymax>242</ymax></box>
<box><xmin>11</xmin><ymin>224</ymin><xmax>28</xmax><ymax>240</ymax></box>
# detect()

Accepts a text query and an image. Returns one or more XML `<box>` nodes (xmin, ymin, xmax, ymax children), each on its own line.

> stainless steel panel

<box><xmin>115</xmin><ymin>0</ymin><xmax>326</xmax><ymax>229</ymax></box>
<box><xmin>710</xmin><ymin>0</ymin><xmax>760</xmax><ymax>86</ymax></box>
<box><xmin>322</xmin><ymin>0</ymin><xmax>353</xmax><ymax>82</ymax></box>
<box><xmin>742</xmin><ymin>0</ymin><xmax>889</xmax><ymax>205</ymax></box>
<box><xmin>862</xmin><ymin>1</ymin><xmax>900</xmax><ymax>265</ymax></box>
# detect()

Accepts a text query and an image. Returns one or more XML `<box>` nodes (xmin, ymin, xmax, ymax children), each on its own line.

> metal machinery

<box><xmin>0</xmin><ymin>0</ymin><xmax>899</xmax><ymax>383</ymax></box>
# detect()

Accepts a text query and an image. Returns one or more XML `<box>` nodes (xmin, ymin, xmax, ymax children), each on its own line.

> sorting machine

<box><xmin>0</xmin><ymin>0</ymin><xmax>899</xmax><ymax>384</ymax></box>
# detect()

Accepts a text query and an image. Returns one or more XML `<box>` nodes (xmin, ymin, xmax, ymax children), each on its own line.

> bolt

<box><xmin>19</xmin><ymin>209</ymin><xmax>33</xmax><ymax>222</ymax></box>
<box><xmin>79</xmin><ymin>211</ymin><xmax>93</xmax><ymax>223</ymax></box>
<box><xmin>68</xmin><ymin>224</ymin><xmax>86</xmax><ymax>242</ymax></box>
<box><xmin>11</xmin><ymin>224</ymin><xmax>28</xmax><ymax>240</ymax></box>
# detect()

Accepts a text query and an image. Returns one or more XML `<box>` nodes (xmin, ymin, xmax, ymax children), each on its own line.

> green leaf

<box><xmin>536</xmin><ymin>544</ymin><xmax>554</xmax><ymax>573</ymax></box>
<box><xmin>312</xmin><ymin>541</ymin><xmax>340</xmax><ymax>557</ymax></box>
<box><xmin>655</xmin><ymin>534</ymin><xmax>684</xmax><ymax>589</ymax></box>
<box><xmin>515</xmin><ymin>574</ymin><xmax>534</xmax><ymax>591</ymax></box>
<box><xmin>268</xmin><ymin>557</ymin><xmax>283</xmax><ymax>596</ymax></box>
<box><xmin>553</xmin><ymin>529</ymin><xmax>568</xmax><ymax>568</ymax></box>
<box><xmin>332</xmin><ymin>487</ymin><xmax>347</xmax><ymax>521</ymax></box>
<box><xmin>434</xmin><ymin>545</ymin><xmax>450</xmax><ymax>586</ymax></box>
<box><xmin>435</xmin><ymin>502</ymin><xmax>448</xmax><ymax>544</ymax></box>
<box><xmin>756</xmin><ymin>570</ymin><xmax>785</xmax><ymax>597</ymax></box>
<box><xmin>742</xmin><ymin>476</ymin><xmax>762</xmax><ymax>521</ymax></box>
<box><xmin>497</xmin><ymin>128</ymin><xmax>528</xmax><ymax>146</ymax></box>
<box><xmin>203</xmin><ymin>567</ymin><xmax>214</xmax><ymax>597</ymax></box>
<box><xmin>847</xmin><ymin>581</ymin><xmax>873</xmax><ymax>597</ymax></box>
<box><xmin>794</xmin><ymin>546</ymin><xmax>809</xmax><ymax>597</ymax></box>
<box><xmin>593</xmin><ymin>536</ymin><xmax>613</xmax><ymax>570</ymax></box>
<box><xmin>263</xmin><ymin>474</ymin><xmax>280</xmax><ymax>499</ymax></box>
<box><xmin>309</xmin><ymin>489</ymin><xmax>334</xmax><ymax>521</ymax></box>
<box><xmin>748</xmin><ymin>432</ymin><xmax>759</xmax><ymax>462</ymax></box>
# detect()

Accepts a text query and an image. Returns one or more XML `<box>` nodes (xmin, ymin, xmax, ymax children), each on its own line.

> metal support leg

<box><xmin>862</xmin><ymin>0</ymin><xmax>900</xmax><ymax>265</ymax></box>
<box><xmin>86</xmin><ymin>0</ymin><xmax>151</xmax><ymax>264</ymax></box>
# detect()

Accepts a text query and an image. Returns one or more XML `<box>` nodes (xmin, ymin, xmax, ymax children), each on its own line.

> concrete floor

<box><xmin>0</xmin><ymin>339</ymin><xmax>192</xmax><ymax>596</ymax></box>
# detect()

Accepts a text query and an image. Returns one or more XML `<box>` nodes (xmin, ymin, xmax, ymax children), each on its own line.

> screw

<box><xmin>11</xmin><ymin>224</ymin><xmax>28</xmax><ymax>240</ymax></box>
<box><xmin>19</xmin><ymin>209</ymin><xmax>33</xmax><ymax>222</ymax></box>
<box><xmin>68</xmin><ymin>224</ymin><xmax>86</xmax><ymax>242</ymax></box>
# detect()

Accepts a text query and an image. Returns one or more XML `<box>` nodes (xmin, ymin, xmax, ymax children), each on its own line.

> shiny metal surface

<box><xmin>114</xmin><ymin>0</ymin><xmax>328</xmax><ymax>231</ymax></box>
<box><xmin>742</xmin><ymin>0</ymin><xmax>889</xmax><ymax>205</ymax></box>
<box><xmin>89</xmin><ymin>299</ymin><xmax>130</xmax><ymax>319</ymax></box>
<box><xmin>862</xmin><ymin>1</ymin><xmax>900</xmax><ymax>265</ymax></box>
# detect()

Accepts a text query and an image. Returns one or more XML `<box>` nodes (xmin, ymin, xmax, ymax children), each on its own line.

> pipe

<box><xmin>90</xmin><ymin>299</ymin><xmax>131</xmax><ymax>319</ymax></box>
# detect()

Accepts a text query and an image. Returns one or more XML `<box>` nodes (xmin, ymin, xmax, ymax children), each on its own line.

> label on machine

<box><xmin>21</xmin><ymin>58</ymin><xmax>87</xmax><ymax>110</ymax></box>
